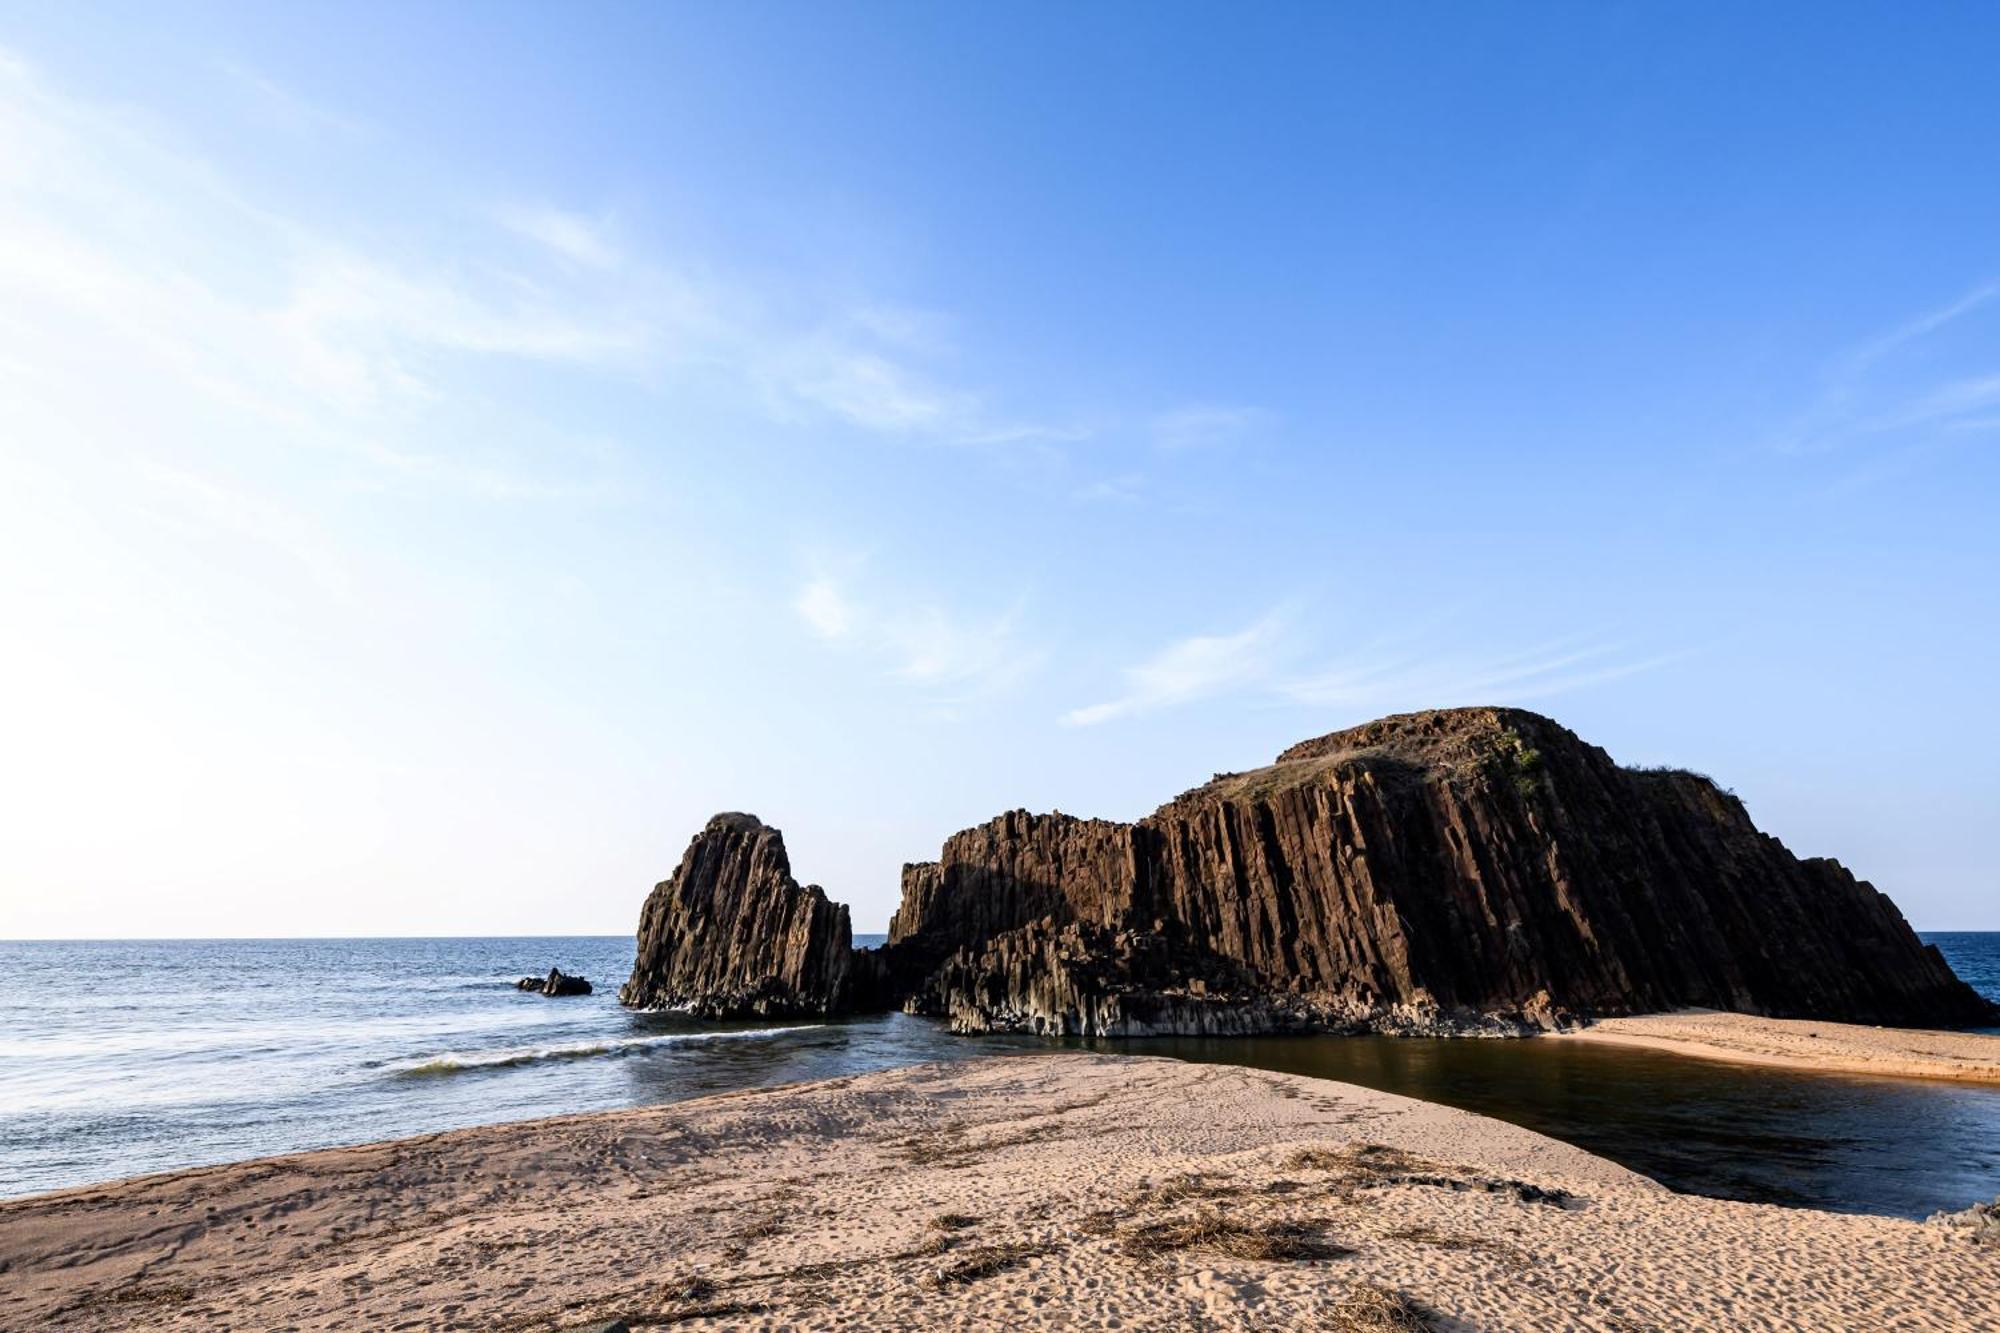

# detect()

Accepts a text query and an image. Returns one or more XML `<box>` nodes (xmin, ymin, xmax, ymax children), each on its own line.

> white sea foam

<box><xmin>389</xmin><ymin>1024</ymin><xmax>823</xmax><ymax>1076</ymax></box>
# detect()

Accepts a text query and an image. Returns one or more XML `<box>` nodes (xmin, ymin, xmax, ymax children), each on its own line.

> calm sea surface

<box><xmin>1</xmin><ymin>932</ymin><xmax>1996</xmax><ymax>1218</ymax></box>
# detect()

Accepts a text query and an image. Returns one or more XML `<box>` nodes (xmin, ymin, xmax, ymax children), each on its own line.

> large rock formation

<box><xmin>625</xmin><ymin>710</ymin><xmax>1996</xmax><ymax>1037</ymax></box>
<box><xmin>619</xmin><ymin>813</ymin><xmax>854</xmax><ymax>1017</ymax></box>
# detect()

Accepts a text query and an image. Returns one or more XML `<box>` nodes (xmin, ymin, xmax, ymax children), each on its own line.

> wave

<box><xmin>387</xmin><ymin>1024</ymin><xmax>824</xmax><ymax>1076</ymax></box>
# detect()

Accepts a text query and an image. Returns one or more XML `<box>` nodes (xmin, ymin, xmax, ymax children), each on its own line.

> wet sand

<box><xmin>1557</xmin><ymin>1009</ymin><xmax>2000</xmax><ymax>1085</ymax></box>
<box><xmin>2</xmin><ymin>1052</ymin><xmax>1995</xmax><ymax>1330</ymax></box>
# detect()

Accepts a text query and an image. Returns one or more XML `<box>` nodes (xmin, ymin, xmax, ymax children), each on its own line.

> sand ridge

<box><xmin>1</xmin><ymin>1052</ymin><xmax>1995</xmax><ymax>1330</ymax></box>
<box><xmin>1555</xmin><ymin>1009</ymin><xmax>2000</xmax><ymax>1084</ymax></box>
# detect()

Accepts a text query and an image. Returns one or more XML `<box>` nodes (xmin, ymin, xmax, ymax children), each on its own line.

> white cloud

<box><xmin>1781</xmin><ymin>277</ymin><xmax>2000</xmax><ymax>468</ymax></box>
<box><xmin>795</xmin><ymin>576</ymin><xmax>854</xmax><ymax>639</ymax></box>
<box><xmin>1062</xmin><ymin>613</ymin><xmax>1286</xmax><ymax>726</ymax></box>
<box><xmin>1152</xmin><ymin>403</ymin><xmax>1269</xmax><ymax>450</ymax></box>
<box><xmin>1072</xmin><ymin>473</ymin><xmax>1147</xmax><ymax>505</ymax></box>
<box><xmin>783</xmin><ymin>348</ymin><xmax>966</xmax><ymax>434</ymax></box>
<box><xmin>1280</xmin><ymin>639</ymin><xmax>1688</xmax><ymax>713</ymax></box>
<box><xmin>1065</xmin><ymin>619</ymin><xmax>1682</xmax><ymax>727</ymax></box>
<box><xmin>0</xmin><ymin>50</ymin><xmax>657</xmax><ymax>447</ymax></box>
<box><xmin>793</xmin><ymin>568</ymin><xmax>1043</xmax><ymax>707</ymax></box>
<box><xmin>499</xmin><ymin>205</ymin><xmax>622</xmax><ymax>269</ymax></box>
<box><xmin>214</xmin><ymin>58</ymin><xmax>372</xmax><ymax>140</ymax></box>
<box><xmin>0</xmin><ymin>46</ymin><xmax>1089</xmax><ymax>488</ymax></box>
<box><xmin>131</xmin><ymin>461</ymin><xmax>355</xmax><ymax>601</ymax></box>
<box><xmin>1838</xmin><ymin>281</ymin><xmax>1999</xmax><ymax>376</ymax></box>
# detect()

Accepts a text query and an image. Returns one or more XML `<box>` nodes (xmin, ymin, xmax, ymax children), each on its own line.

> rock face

<box><xmin>619</xmin><ymin>812</ymin><xmax>855</xmax><ymax>1017</ymax></box>
<box><xmin>517</xmin><ymin>968</ymin><xmax>592</xmax><ymax>996</ymax></box>
<box><xmin>625</xmin><ymin>710</ymin><xmax>1996</xmax><ymax>1038</ymax></box>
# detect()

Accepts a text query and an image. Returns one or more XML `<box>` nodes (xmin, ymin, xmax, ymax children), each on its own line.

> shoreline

<box><xmin>1553</xmin><ymin>1009</ymin><xmax>2000</xmax><ymax>1085</ymax></box>
<box><xmin>4</xmin><ymin>1053</ymin><xmax>1997</xmax><ymax>1330</ymax></box>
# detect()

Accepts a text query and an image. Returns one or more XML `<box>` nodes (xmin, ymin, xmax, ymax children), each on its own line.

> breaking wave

<box><xmin>388</xmin><ymin>1024</ymin><xmax>823</xmax><ymax>1076</ymax></box>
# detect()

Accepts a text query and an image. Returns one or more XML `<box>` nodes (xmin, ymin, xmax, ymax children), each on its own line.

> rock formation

<box><xmin>517</xmin><ymin>968</ymin><xmax>592</xmax><ymax>996</ymax></box>
<box><xmin>1927</xmin><ymin>1196</ymin><xmax>2000</xmax><ymax>1248</ymax></box>
<box><xmin>624</xmin><ymin>709</ymin><xmax>1996</xmax><ymax>1037</ymax></box>
<box><xmin>619</xmin><ymin>812</ymin><xmax>855</xmax><ymax>1017</ymax></box>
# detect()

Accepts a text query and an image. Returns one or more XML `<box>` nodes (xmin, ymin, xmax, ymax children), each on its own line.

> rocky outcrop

<box><xmin>887</xmin><ymin>708</ymin><xmax>1992</xmax><ymax>1035</ymax></box>
<box><xmin>619</xmin><ymin>813</ymin><xmax>854</xmax><ymax>1017</ymax></box>
<box><xmin>517</xmin><ymin>968</ymin><xmax>592</xmax><ymax>996</ymax></box>
<box><xmin>624</xmin><ymin>710</ymin><xmax>1996</xmax><ymax>1038</ymax></box>
<box><xmin>1927</xmin><ymin>1197</ymin><xmax>2000</xmax><ymax>1247</ymax></box>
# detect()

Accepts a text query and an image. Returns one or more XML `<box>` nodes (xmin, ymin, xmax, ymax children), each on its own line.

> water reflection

<box><xmin>1074</xmin><ymin>1030</ymin><xmax>2000</xmax><ymax>1219</ymax></box>
<box><xmin>614</xmin><ymin>1009</ymin><xmax>1039</xmax><ymax>1104</ymax></box>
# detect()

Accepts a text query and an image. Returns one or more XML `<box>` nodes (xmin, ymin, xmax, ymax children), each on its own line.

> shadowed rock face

<box><xmin>625</xmin><ymin>710</ymin><xmax>1996</xmax><ymax>1037</ymax></box>
<box><xmin>619</xmin><ymin>813</ymin><xmax>854</xmax><ymax>1017</ymax></box>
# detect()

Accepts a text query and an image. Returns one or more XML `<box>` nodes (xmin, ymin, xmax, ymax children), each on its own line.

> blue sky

<box><xmin>1</xmin><ymin>2</ymin><xmax>1995</xmax><ymax>936</ymax></box>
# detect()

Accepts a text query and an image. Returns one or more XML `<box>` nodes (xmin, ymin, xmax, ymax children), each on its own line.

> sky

<box><xmin>1</xmin><ymin>2</ymin><xmax>1996</xmax><ymax>937</ymax></box>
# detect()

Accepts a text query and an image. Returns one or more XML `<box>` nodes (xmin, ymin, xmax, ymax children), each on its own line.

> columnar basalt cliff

<box><xmin>623</xmin><ymin>710</ymin><xmax>1995</xmax><ymax>1037</ymax></box>
<box><xmin>619</xmin><ymin>812</ymin><xmax>854</xmax><ymax>1017</ymax></box>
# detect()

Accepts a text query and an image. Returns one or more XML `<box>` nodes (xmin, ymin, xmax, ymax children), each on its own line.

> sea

<box><xmin>2</xmin><ymin>931</ymin><xmax>1996</xmax><ymax>1220</ymax></box>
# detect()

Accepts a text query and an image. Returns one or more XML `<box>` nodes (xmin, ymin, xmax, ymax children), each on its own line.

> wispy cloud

<box><xmin>1279</xmin><ymin>638</ymin><xmax>1689</xmax><ymax>712</ymax></box>
<box><xmin>793</xmin><ymin>566</ymin><xmax>1045</xmax><ymax>710</ymax></box>
<box><xmin>498</xmin><ymin>205</ymin><xmax>622</xmax><ymax>269</ymax></box>
<box><xmin>132</xmin><ymin>461</ymin><xmax>355</xmax><ymax>601</ymax></box>
<box><xmin>1780</xmin><ymin>278</ymin><xmax>2000</xmax><ymax>478</ymax></box>
<box><xmin>1151</xmin><ymin>403</ymin><xmax>1270</xmax><ymax>451</ymax></box>
<box><xmin>1837</xmin><ymin>281</ymin><xmax>1999</xmax><ymax>377</ymax></box>
<box><xmin>1062</xmin><ymin>613</ymin><xmax>1287</xmax><ymax>726</ymax></box>
<box><xmin>213</xmin><ymin>58</ymin><xmax>373</xmax><ymax>140</ymax></box>
<box><xmin>1071</xmin><ymin>472</ymin><xmax>1147</xmax><ymax>505</ymax></box>
<box><xmin>779</xmin><ymin>345</ymin><xmax>971</xmax><ymax>435</ymax></box>
<box><xmin>1064</xmin><ymin>613</ymin><xmax>1679</xmax><ymax>727</ymax></box>
<box><xmin>794</xmin><ymin>575</ymin><xmax>855</xmax><ymax>639</ymax></box>
<box><xmin>0</xmin><ymin>46</ymin><xmax>1092</xmax><ymax>496</ymax></box>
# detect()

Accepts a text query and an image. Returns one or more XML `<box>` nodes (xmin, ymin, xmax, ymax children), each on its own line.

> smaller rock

<box><xmin>1926</xmin><ymin>1196</ymin><xmax>2000</xmax><ymax>1246</ymax></box>
<box><xmin>517</xmin><ymin>968</ymin><xmax>592</xmax><ymax>997</ymax></box>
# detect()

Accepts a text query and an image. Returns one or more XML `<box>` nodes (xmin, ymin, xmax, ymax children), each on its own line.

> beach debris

<box><xmin>1926</xmin><ymin>1196</ymin><xmax>2000</xmax><ymax>1246</ymax></box>
<box><xmin>1286</xmin><ymin>1142</ymin><xmax>1573</xmax><ymax>1208</ymax></box>
<box><xmin>517</xmin><ymin>968</ymin><xmax>593</xmax><ymax>996</ymax></box>
<box><xmin>926</xmin><ymin>1240</ymin><xmax>1059</xmax><ymax>1288</ymax></box>
<box><xmin>1117</xmin><ymin>1209</ymin><xmax>1352</xmax><ymax>1263</ymax></box>
<box><xmin>1383</xmin><ymin>1222</ymin><xmax>1530</xmax><ymax>1266</ymax></box>
<box><xmin>731</xmin><ymin>1214</ymin><xmax>785</xmax><ymax>1240</ymax></box>
<box><xmin>928</xmin><ymin>1211</ymin><xmax>981</xmax><ymax>1231</ymax></box>
<box><xmin>1327</xmin><ymin>1281</ymin><xmax>1436</xmax><ymax>1330</ymax></box>
<box><xmin>658</xmin><ymin>1276</ymin><xmax>716</xmax><ymax>1303</ymax></box>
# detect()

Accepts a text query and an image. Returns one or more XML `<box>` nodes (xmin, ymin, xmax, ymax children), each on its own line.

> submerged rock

<box><xmin>518</xmin><ymin>968</ymin><xmax>592</xmax><ymax>996</ymax></box>
<box><xmin>621</xmin><ymin>708</ymin><xmax>1997</xmax><ymax>1038</ymax></box>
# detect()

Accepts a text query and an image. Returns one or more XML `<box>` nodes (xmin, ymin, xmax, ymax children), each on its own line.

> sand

<box><xmin>1556</xmin><ymin>1008</ymin><xmax>2000</xmax><ymax>1084</ymax></box>
<box><xmin>2</xmin><ymin>1052</ymin><xmax>1996</xmax><ymax>1331</ymax></box>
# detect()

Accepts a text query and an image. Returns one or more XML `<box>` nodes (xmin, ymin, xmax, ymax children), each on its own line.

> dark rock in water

<box><xmin>517</xmin><ymin>968</ymin><xmax>592</xmax><ymax>996</ymax></box>
<box><xmin>619</xmin><ymin>812</ymin><xmax>854</xmax><ymax>1017</ymax></box>
<box><xmin>623</xmin><ymin>709</ymin><xmax>1998</xmax><ymax>1038</ymax></box>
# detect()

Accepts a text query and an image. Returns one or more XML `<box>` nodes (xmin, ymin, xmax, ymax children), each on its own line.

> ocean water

<box><xmin>1</xmin><ymin>932</ymin><xmax>1996</xmax><ymax>1218</ymax></box>
<box><xmin>0</xmin><ymin>934</ymin><xmax>1031</xmax><ymax>1200</ymax></box>
<box><xmin>1930</xmin><ymin>931</ymin><xmax>2000</xmax><ymax>1026</ymax></box>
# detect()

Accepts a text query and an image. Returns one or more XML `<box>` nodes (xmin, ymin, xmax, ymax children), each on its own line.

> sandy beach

<box><xmin>1556</xmin><ymin>1009</ymin><xmax>2000</xmax><ymax>1085</ymax></box>
<box><xmin>3</xmin><ymin>1053</ymin><xmax>1996</xmax><ymax>1331</ymax></box>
